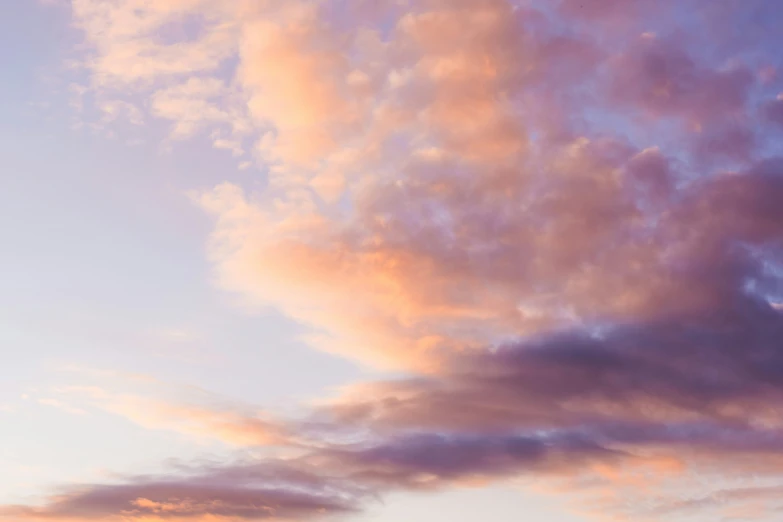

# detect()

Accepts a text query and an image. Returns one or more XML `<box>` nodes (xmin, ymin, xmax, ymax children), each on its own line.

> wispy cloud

<box><xmin>45</xmin><ymin>368</ymin><xmax>292</xmax><ymax>447</ymax></box>
<box><xmin>37</xmin><ymin>398</ymin><xmax>87</xmax><ymax>416</ymax></box>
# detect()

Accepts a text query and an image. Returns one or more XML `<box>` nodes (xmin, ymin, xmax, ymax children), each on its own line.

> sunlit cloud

<box><xmin>11</xmin><ymin>0</ymin><xmax>783</xmax><ymax>520</ymax></box>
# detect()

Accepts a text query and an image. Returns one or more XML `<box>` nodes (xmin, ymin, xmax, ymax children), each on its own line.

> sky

<box><xmin>3</xmin><ymin>0</ymin><xmax>783</xmax><ymax>521</ymax></box>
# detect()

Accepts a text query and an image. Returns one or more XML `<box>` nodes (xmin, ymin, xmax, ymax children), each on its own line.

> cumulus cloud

<box><xmin>18</xmin><ymin>0</ymin><xmax>783</xmax><ymax>520</ymax></box>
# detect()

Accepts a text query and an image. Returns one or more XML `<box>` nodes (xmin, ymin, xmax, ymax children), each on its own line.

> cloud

<box><xmin>319</xmin><ymin>298</ymin><xmax>783</xmax><ymax>441</ymax></box>
<box><xmin>77</xmin><ymin>389</ymin><xmax>290</xmax><ymax>447</ymax></box>
<box><xmin>150</xmin><ymin>78</ymin><xmax>236</xmax><ymax>139</ymax></box>
<box><xmin>0</xmin><ymin>478</ymin><xmax>358</xmax><ymax>521</ymax></box>
<box><xmin>23</xmin><ymin>0</ymin><xmax>783</xmax><ymax>520</ymax></box>
<box><xmin>15</xmin><ymin>291</ymin><xmax>783</xmax><ymax>520</ymax></box>
<box><xmin>70</xmin><ymin>0</ymin><xmax>239</xmax><ymax>87</ymax></box>
<box><xmin>37</xmin><ymin>398</ymin><xmax>88</xmax><ymax>416</ymax></box>
<box><xmin>764</xmin><ymin>96</ymin><xmax>783</xmax><ymax>127</ymax></box>
<box><xmin>0</xmin><ymin>429</ymin><xmax>621</xmax><ymax>522</ymax></box>
<box><xmin>44</xmin><ymin>369</ymin><xmax>292</xmax><ymax>447</ymax></box>
<box><xmin>607</xmin><ymin>33</ymin><xmax>754</xmax><ymax>126</ymax></box>
<box><xmin>196</xmin><ymin>145</ymin><xmax>783</xmax><ymax>370</ymax></box>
